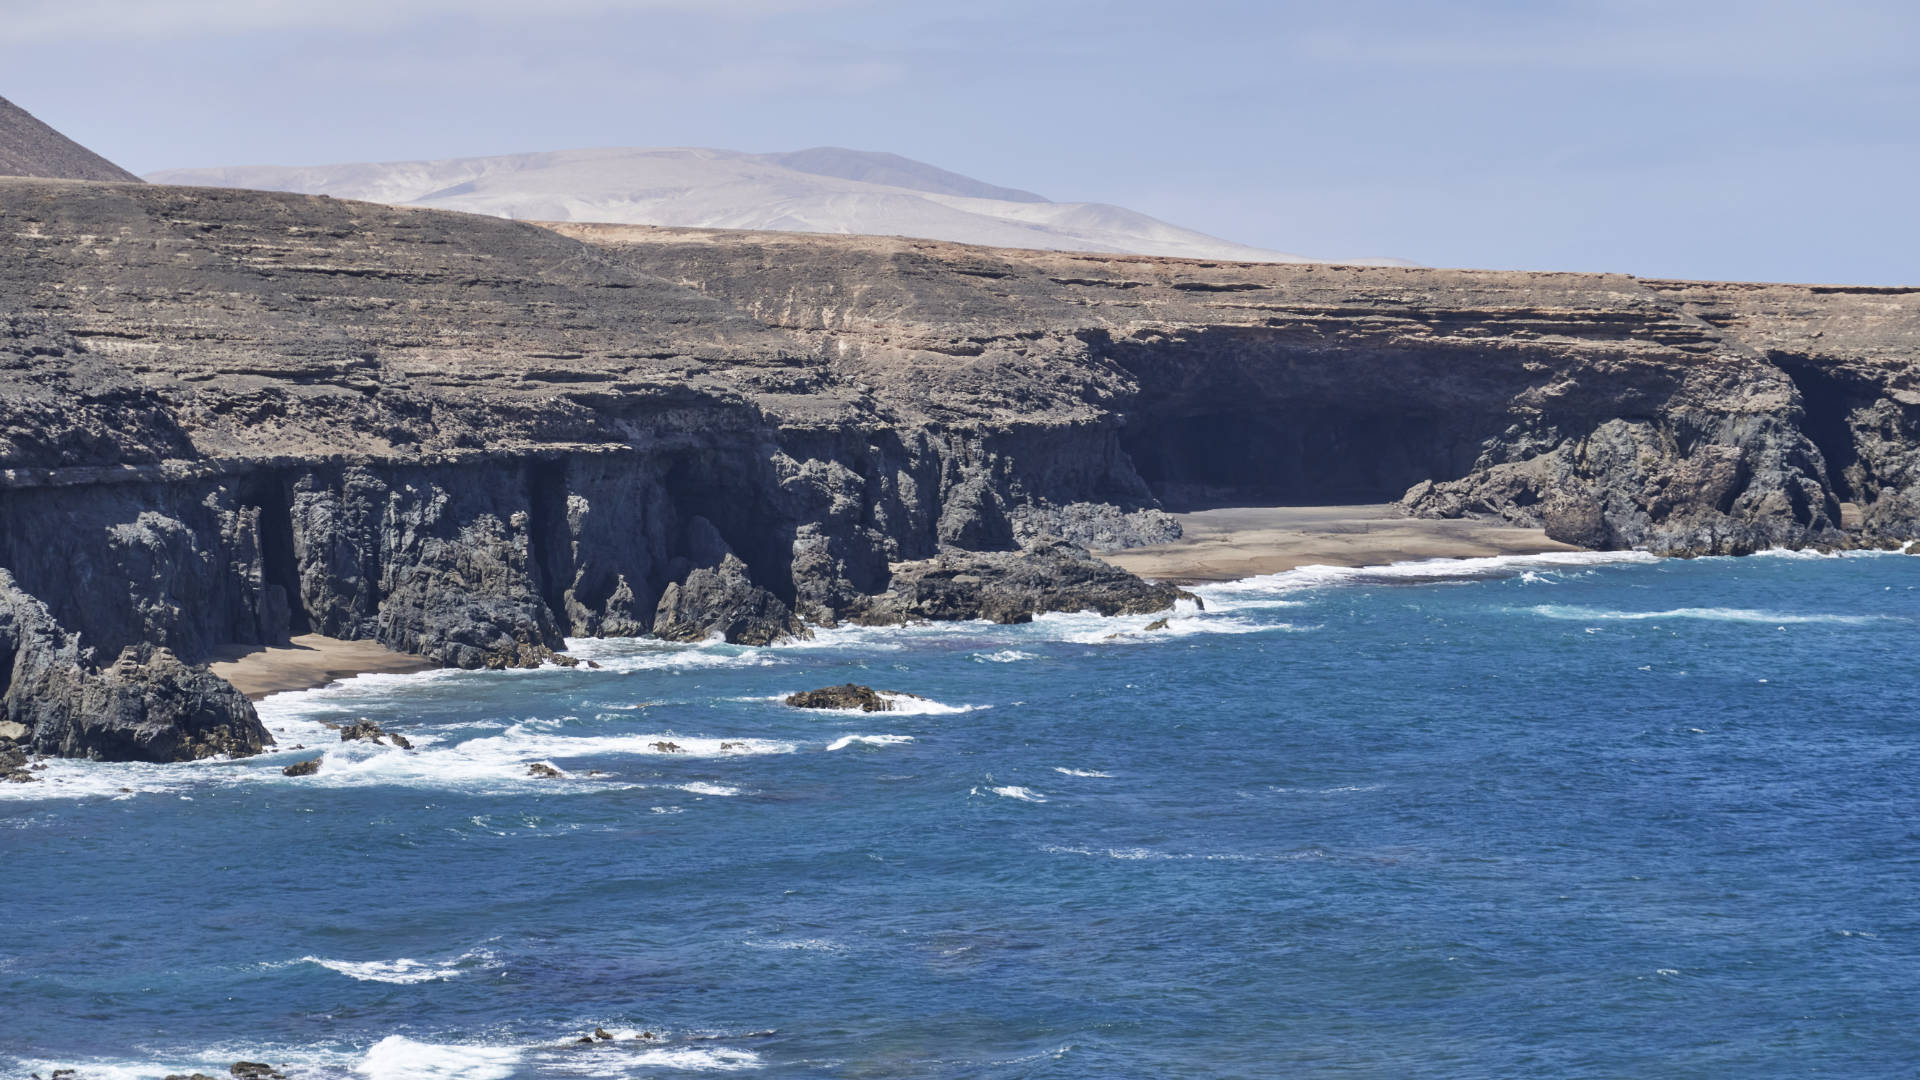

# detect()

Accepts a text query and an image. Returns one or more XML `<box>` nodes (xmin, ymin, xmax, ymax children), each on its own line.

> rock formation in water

<box><xmin>0</xmin><ymin>177</ymin><xmax>1915</xmax><ymax>761</ymax></box>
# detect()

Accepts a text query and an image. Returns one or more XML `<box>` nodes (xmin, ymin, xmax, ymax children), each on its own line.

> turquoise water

<box><xmin>3</xmin><ymin>550</ymin><xmax>1917</xmax><ymax>1078</ymax></box>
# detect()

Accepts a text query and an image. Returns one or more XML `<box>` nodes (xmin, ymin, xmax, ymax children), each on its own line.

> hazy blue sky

<box><xmin>5</xmin><ymin>0</ymin><xmax>1914</xmax><ymax>283</ymax></box>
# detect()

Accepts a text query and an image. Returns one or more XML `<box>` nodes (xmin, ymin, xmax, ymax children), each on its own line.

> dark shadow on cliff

<box><xmin>1100</xmin><ymin>327</ymin><xmax>1501</xmax><ymax>512</ymax></box>
<box><xmin>240</xmin><ymin>473</ymin><xmax>308</xmax><ymax>641</ymax></box>
<box><xmin>1773</xmin><ymin>353</ymin><xmax>1873</xmax><ymax>502</ymax></box>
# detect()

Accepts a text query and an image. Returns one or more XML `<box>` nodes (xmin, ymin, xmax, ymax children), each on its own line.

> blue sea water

<box><xmin>3</xmin><ymin>550</ymin><xmax>1917</xmax><ymax>1079</ymax></box>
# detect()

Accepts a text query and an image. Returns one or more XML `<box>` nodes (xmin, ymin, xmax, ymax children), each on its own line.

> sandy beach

<box><xmin>1099</xmin><ymin>504</ymin><xmax>1581</xmax><ymax>583</ymax></box>
<box><xmin>207</xmin><ymin>634</ymin><xmax>439</xmax><ymax>699</ymax></box>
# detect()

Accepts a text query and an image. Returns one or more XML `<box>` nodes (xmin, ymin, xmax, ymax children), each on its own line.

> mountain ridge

<box><xmin>146</xmin><ymin>145</ymin><xmax>1407</xmax><ymax>266</ymax></box>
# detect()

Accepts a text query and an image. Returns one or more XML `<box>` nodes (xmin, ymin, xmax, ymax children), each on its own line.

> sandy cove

<box><xmin>1098</xmin><ymin>504</ymin><xmax>1580</xmax><ymax>584</ymax></box>
<box><xmin>207</xmin><ymin>635</ymin><xmax>438</xmax><ymax>700</ymax></box>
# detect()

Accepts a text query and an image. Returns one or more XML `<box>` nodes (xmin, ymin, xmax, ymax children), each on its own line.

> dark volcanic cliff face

<box><xmin>0</xmin><ymin>179</ymin><xmax>1915</xmax><ymax>760</ymax></box>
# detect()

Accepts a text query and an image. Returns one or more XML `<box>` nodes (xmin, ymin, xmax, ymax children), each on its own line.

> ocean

<box><xmin>4</xmin><ymin>550</ymin><xmax>1917</xmax><ymax>1078</ymax></box>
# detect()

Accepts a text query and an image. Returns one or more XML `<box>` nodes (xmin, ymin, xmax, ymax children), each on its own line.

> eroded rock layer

<box><xmin>1</xmin><ymin>179</ymin><xmax>1915</xmax><ymax>759</ymax></box>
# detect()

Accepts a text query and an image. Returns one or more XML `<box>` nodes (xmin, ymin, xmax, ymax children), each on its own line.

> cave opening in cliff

<box><xmin>1120</xmin><ymin>408</ymin><xmax>1477</xmax><ymax>511</ymax></box>
<box><xmin>245</xmin><ymin>476</ymin><xmax>309</xmax><ymax>638</ymax></box>
<box><xmin>525</xmin><ymin>459</ymin><xmax>573</xmax><ymax>626</ymax></box>
<box><xmin>1775</xmin><ymin>355</ymin><xmax>1869</xmax><ymax>502</ymax></box>
<box><xmin>662</xmin><ymin>453</ymin><xmax>798</xmax><ymax>604</ymax></box>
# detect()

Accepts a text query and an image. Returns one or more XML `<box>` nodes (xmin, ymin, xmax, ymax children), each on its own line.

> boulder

<box><xmin>784</xmin><ymin>684</ymin><xmax>892</xmax><ymax>712</ymax></box>
<box><xmin>527</xmin><ymin>762</ymin><xmax>563</xmax><ymax>778</ymax></box>
<box><xmin>281</xmin><ymin>757</ymin><xmax>321</xmax><ymax>777</ymax></box>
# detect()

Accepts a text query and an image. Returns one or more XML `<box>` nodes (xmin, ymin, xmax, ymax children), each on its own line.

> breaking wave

<box><xmin>1195</xmin><ymin>550</ymin><xmax>1662</xmax><ymax>610</ymax></box>
<box><xmin>978</xmin><ymin>785</ymin><xmax>1047</xmax><ymax>802</ymax></box>
<box><xmin>296</xmin><ymin>947</ymin><xmax>498</xmax><ymax>985</ymax></box>
<box><xmin>1523</xmin><ymin>604</ymin><xmax>1900</xmax><ymax>626</ymax></box>
<box><xmin>826</xmin><ymin>734</ymin><xmax>915</xmax><ymax>751</ymax></box>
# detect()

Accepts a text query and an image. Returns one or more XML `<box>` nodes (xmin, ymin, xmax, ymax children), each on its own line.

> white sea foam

<box><xmin>614</xmin><ymin>1047</ymin><xmax>763</xmax><ymax>1071</ymax></box>
<box><xmin>221</xmin><ymin>718</ymin><xmax>791</xmax><ymax>795</ymax></box>
<box><xmin>985</xmin><ymin>785</ymin><xmax>1047</xmax><ymax>802</ymax></box>
<box><xmin>743</xmin><ymin>936</ymin><xmax>845</xmax><ymax>952</ymax></box>
<box><xmin>1524</xmin><ymin>604</ymin><xmax>1897</xmax><ymax>626</ymax></box>
<box><xmin>826</xmin><ymin>734</ymin><xmax>915</xmax><ymax>751</ymax></box>
<box><xmin>356</xmin><ymin>1036</ymin><xmax>520</xmax><ymax>1080</ymax></box>
<box><xmin>1197</xmin><ymin>550</ymin><xmax>1662</xmax><ymax>609</ymax></box>
<box><xmin>1042</xmin><ymin>843</ymin><xmax>1327</xmax><ymax>862</ymax></box>
<box><xmin>972</xmin><ymin>649</ymin><xmax>1037</xmax><ymax>663</ymax></box>
<box><xmin>300</xmin><ymin>947</ymin><xmax>496</xmax><ymax>985</ymax></box>
<box><xmin>1268</xmin><ymin>783</ymin><xmax>1384</xmax><ymax>795</ymax></box>
<box><xmin>1048</xmin><ymin>610</ymin><xmax>1282</xmax><ymax>645</ymax></box>
<box><xmin>12</xmin><ymin>1060</ymin><xmax>189</xmax><ymax>1080</ymax></box>
<box><xmin>559</xmin><ymin>637</ymin><xmax>789</xmax><ymax>673</ymax></box>
<box><xmin>673</xmin><ymin>781</ymin><xmax>742</xmax><ymax>796</ymax></box>
<box><xmin>1052</xmin><ymin>767</ymin><xmax>1113</xmax><ymax>778</ymax></box>
<box><xmin>880</xmin><ymin>693</ymin><xmax>981</xmax><ymax>715</ymax></box>
<box><xmin>1748</xmin><ymin>546</ymin><xmax>1911</xmax><ymax>561</ymax></box>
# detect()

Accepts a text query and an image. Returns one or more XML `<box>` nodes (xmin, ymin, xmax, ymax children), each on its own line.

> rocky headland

<box><xmin>0</xmin><ymin>178</ymin><xmax>1915</xmax><ymax>762</ymax></box>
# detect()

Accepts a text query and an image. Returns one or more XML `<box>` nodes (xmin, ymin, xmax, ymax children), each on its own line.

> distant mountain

<box><xmin>0</xmin><ymin>94</ymin><xmax>140</xmax><ymax>182</ymax></box>
<box><xmin>148</xmin><ymin>146</ymin><xmax>1403</xmax><ymax>265</ymax></box>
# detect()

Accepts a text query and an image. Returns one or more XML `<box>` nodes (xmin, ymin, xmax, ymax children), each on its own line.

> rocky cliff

<box><xmin>1</xmin><ymin>179</ymin><xmax>1914</xmax><ymax>761</ymax></box>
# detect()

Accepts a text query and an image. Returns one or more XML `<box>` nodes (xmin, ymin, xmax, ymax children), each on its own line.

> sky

<box><xmin>3</xmin><ymin>0</ymin><xmax>1914</xmax><ymax>283</ymax></box>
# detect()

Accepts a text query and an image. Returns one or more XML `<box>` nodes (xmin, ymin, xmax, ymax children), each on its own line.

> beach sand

<box><xmin>207</xmin><ymin>634</ymin><xmax>439</xmax><ymax>699</ymax></box>
<box><xmin>1099</xmin><ymin>504</ymin><xmax>1581</xmax><ymax>583</ymax></box>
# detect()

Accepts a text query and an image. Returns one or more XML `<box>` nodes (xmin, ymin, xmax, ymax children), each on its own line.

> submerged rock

<box><xmin>281</xmin><ymin>757</ymin><xmax>321</xmax><ymax>777</ymax></box>
<box><xmin>785</xmin><ymin>684</ymin><xmax>893</xmax><ymax>712</ymax></box>
<box><xmin>527</xmin><ymin>762</ymin><xmax>564</xmax><ymax>778</ymax></box>
<box><xmin>339</xmin><ymin>720</ymin><xmax>411</xmax><ymax>749</ymax></box>
<box><xmin>1</xmin><ymin>751</ymin><xmax>38</xmax><ymax>783</ymax></box>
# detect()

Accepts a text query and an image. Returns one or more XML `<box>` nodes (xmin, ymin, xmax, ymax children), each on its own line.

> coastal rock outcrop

<box><xmin>0</xmin><ymin>178</ymin><xmax>1915</xmax><ymax>761</ymax></box>
<box><xmin>851</xmin><ymin>537</ymin><xmax>1194</xmax><ymax>625</ymax></box>
<box><xmin>2</xmin><ymin>570</ymin><xmax>269</xmax><ymax>762</ymax></box>
<box><xmin>785</xmin><ymin>684</ymin><xmax>894</xmax><ymax>711</ymax></box>
<box><xmin>340</xmin><ymin>720</ymin><xmax>410</xmax><ymax>749</ymax></box>
<box><xmin>652</xmin><ymin>560</ymin><xmax>800</xmax><ymax>645</ymax></box>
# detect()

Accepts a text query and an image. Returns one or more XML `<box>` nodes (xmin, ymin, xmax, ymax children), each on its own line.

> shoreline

<box><xmin>206</xmin><ymin>635</ymin><xmax>440</xmax><ymax>700</ymax></box>
<box><xmin>201</xmin><ymin>506</ymin><xmax>1577</xmax><ymax>698</ymax></box>
<box><xmin>1097</xmin><ymin>504</ymin><xmax>1582</xmax><ymax>583</ymax></box>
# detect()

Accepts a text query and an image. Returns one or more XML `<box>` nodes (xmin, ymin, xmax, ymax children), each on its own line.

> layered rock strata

<box><xmin>1</xmin><ymin>179</ymin><xmax>1915</xmax><ymax>760</ymax></box>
